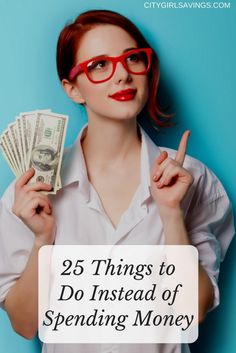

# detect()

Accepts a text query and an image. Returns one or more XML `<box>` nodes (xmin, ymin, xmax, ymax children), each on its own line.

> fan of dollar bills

<box><xmin>0</xmin><ymin>110</ymin><xmax>68</xmax><ymax>194</ymax></box>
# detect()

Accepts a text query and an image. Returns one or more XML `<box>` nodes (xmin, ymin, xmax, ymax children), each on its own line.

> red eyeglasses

<box><xmin>69</xmin><ymin>48</ymin><xmax>153</xmax><ymax>83</ymax></box>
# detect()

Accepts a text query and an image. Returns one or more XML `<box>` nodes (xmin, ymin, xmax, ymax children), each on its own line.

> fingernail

<box><xmin>153</xmin><ymin>175</ymin><xmax>158</xmax><ymax>181</ymax></box>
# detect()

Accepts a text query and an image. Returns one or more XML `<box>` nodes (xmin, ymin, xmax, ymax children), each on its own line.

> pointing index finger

<box><xmin>175</xmin><ymin>130</ymin><xmax>191</xmax><ymax>166</ymax></box>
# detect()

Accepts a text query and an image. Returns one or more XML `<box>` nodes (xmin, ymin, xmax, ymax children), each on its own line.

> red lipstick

<box><xmin>109</xmin><ymin>88</ymin><xmax>137</xmax><ymax>101</ymax></box>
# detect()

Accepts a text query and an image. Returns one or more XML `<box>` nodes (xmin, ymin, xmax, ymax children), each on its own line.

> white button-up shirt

<box><xmin>0</xmin><ymin>123</ymin><xmax>234</xmax><ymax>353</ymax></box>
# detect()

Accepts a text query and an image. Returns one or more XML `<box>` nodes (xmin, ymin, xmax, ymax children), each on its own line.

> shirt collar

<box><xmin>61</xmin><ymin>122</ymin><xmax>161</xmax><ymax>203</ymax></box>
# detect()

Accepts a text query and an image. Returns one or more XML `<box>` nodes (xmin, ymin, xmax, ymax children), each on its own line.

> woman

<box><xmin>0</xmin><ymin>9</ymin><xmax>234</xmax><ymax>353</ymax></box>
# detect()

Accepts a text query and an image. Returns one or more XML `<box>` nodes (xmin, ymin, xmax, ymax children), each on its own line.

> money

<box><xmin>0</xmin><ymin>110</ymin><xmax>68</xmax><ymax>194</ymax></box>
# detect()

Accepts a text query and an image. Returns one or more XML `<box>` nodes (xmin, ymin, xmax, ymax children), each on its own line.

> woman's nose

<box><xmin>112</xmin><ymin>61</ymin><xmax>131</xmax><ymax>83</ymax></box>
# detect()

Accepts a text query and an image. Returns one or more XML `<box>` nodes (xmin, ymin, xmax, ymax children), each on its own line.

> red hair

<box><xmin>56</xmin><ymin>9</ymin><xmax>173</xmax><ymax>127</ymax></box>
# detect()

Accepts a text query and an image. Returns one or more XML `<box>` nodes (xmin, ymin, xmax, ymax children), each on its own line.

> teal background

<box><xmin>0</xmin><ymin>0</ymin><xmax>235</xmax><ymax>352</ymax></box>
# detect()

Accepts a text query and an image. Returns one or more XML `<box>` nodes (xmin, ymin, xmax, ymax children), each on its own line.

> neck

<box><xmin>81</xmin><ymin>117</ymin><xmax>141</xmax><ymax>169</ymax></box>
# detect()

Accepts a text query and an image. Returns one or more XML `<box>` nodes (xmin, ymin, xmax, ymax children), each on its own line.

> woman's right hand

<box><xmin>12</xmin><ymin>168</ymin><xmax>55</xmax><ymax>246</ymax></box>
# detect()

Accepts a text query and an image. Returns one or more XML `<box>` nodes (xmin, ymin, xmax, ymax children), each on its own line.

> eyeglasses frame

<box><xmin>68</xmin><ymin>47</ymin><xmax>153</xmax><ymax>83</ymax></box>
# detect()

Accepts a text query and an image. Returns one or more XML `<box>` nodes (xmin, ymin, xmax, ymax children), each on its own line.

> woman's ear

<box><xmin>61</xmin><ymin>79</ymin><xmax>85</xmax><ymax>104</ymax></box>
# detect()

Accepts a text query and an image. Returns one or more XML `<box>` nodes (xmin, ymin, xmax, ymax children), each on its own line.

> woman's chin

<box><xmin>107</xmin><ymin>105</ymin><xmax>142</xmax><ymax>121</ymax></box>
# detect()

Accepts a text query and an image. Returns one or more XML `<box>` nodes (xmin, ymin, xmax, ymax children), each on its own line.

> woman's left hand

<box><xmin>150</xmin><ymin>131</ymin><xmax>194</xmax><ymax>211</ymax></box>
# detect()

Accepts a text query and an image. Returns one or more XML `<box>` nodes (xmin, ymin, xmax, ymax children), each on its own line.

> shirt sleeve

<box><xmin>184</xmin><ymin>163</ymin><xmax>235</xmax><ymax>311</ymax></box>
<box><xmin>0</xmin><ymin>181</ymin><xmax>34</xmax><ymax>309</ymax></box>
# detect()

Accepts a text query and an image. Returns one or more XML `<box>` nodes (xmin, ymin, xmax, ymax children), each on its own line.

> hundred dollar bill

<box><xmin>1</xmin><ymin>109</ymin><xmax>67</xmax><ymax>193</ymax></box>
<box><xmin>20</xmin><ymin>110</ymin><xmax>51</xmax><ymax>169</ymax></box>
<box><xmin>16</xmin><ymin>116</ymin><xmax>26</xmax><ymax>171</ymax></box>
<box><xmin>1</xmin><ymin>129</ymin><xmax>20</xmax><ymax>176</ymax></box>
<box><xmin>0</xmin><ymin>137</ymin><xmax>17</xmax><ymax>175</ymax></box>
<box><xmin>20</xmin><ymin>110</ymin><xmax>61</xmax><ymax>190</ymax></box>
<box><xmin>27</xmin><ymin>112</ymin><xmax>68</xmax><ymax>193</ymax></box>
<box><xmin>8</xmin><ymin>122</ymin><xmax>24</xmax><ymax>174</ymax></box>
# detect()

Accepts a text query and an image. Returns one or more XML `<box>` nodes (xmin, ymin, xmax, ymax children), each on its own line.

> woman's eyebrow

<box><xmin>88</xmin><ymin>47</ymin><xmax>138</xmax><ymax>60</ymax></box>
